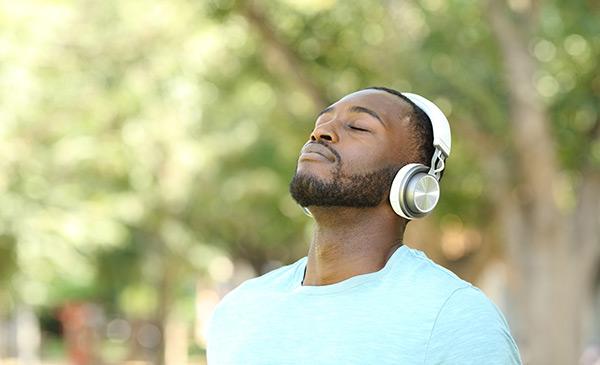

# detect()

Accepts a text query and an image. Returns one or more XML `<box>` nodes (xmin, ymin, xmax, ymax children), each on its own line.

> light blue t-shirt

<box><xmin>207</xmin><ymin>244</ymin><xmax>522</xmax><ymax>364</ymax></box>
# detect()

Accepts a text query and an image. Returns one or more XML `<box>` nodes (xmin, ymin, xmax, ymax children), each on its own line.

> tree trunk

<box><xmin>156</xmin><ymin>253</ymin><xmax>175</xmax><ymax>365</ymax></box>
<box><xmin>487</xmin><ymin>1</ymin><xmax>600</xmax><ymax>363</ymax></box>
<box><xmin>16</xmin><ymin>306</ymin><xmax>40</xmax><ymax>365</ymax></box>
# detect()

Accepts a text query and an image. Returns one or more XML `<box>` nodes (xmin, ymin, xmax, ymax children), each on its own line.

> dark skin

<box><xmin>298</xmin><ymin>89</ymin><xmax>420</xmax><ymax>286</ymax></box>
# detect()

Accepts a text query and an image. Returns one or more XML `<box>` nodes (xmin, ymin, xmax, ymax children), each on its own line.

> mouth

<box><xmin>299</xmin><ymin>143</ymin><xmax>336</xmax><ymax>163</ymax></box>
<box><xmin>299</xmin><ymin>151</ymin><xmax>331</xmax><ymax>162</ymax></box>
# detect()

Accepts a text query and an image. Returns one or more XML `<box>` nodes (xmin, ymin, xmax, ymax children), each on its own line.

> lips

<box><xmin>299</xmin><ymin>143</ymin><xmax>336</xmax><ymax>163</ymax></box>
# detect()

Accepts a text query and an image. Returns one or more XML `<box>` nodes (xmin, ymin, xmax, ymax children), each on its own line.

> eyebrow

<box><xmin>317</xmin><ymin>105</ymin><xmax>385</xmax><ymax>127</ymax></box>
<box><xmin>349</xmin><ymin>106</ymin><xmax>384</xmax><ymax>126</ymax></box>
<box><xmin>317</xmin><ymin>106</ymin><xmax>334</xmax><ymax>118</ymax></box>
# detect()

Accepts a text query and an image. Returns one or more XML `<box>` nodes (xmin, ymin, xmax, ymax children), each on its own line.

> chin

<box><xmin>291</xmin><ymin>171</ymin><xmax>330</xmax><ymax>189</ymax></box>
<box><xmin>295</xmin><ymin>163</ymin><xmax>334</xmax><ymax>180</ymax></box>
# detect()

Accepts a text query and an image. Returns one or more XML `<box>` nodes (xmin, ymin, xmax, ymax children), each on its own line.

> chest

<box><xmin>208</xmin><ymin>293</ymin><xmax>434</xmax><ymax>365</ymax></box>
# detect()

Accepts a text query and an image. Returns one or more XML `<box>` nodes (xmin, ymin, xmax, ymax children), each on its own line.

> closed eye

<box><xmin>349</xmin><ymin>125</ymin><xmax>370</xmax><ymax>132</ymax></box>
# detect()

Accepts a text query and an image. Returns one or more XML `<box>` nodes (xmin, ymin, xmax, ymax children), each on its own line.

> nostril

<box><xmin>310</xmin><ymin>129</ymin><xmax>335</xmax><ymax>142</ymax></box>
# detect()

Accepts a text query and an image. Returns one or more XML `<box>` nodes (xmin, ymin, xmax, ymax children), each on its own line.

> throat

<box><xmin>301</xmin><ymin>239</ymin><xmax>403</xmax><ymax>287</ymax></box>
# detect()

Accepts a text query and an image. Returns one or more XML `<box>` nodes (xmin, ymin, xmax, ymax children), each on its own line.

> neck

<box><xmin>302</xmin><ymin>205</ymin><xmax>406</xmax><ymax>286</ymax></box>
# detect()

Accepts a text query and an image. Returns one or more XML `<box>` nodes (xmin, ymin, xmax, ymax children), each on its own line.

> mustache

<box><xmin>303</xmin><ymin>141</ymin><xmax>341</xmax><ymax>162</ymax></box>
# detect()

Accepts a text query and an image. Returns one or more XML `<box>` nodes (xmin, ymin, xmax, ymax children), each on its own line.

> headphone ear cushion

<box><xmin>390</xmin><ymin>163</ymin><xmax>439</xmax><ymax>219</ymax></box>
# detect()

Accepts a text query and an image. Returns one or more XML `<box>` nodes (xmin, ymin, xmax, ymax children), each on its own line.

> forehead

<box><xmin>331</xmin><ymin>89</ymin><xmax>412</xmax><ymax>123</ymax></box>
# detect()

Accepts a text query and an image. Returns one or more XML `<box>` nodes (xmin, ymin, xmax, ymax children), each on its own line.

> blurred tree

<box><xmin>222</xmin><ymin>1</ymin><xmax>599</xmax><ymax>363</ymax></box>
<box><xmin>485</xmin><ymin>1</ymin><xmax>600</xmax><ymax>363</ymax></box>
<box><xmin>0</xmin><ymin>0</ymin><xmax>598</xmax><ymax>364</ymax></box>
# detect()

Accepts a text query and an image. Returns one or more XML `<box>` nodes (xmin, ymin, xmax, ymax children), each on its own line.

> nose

<box><xmin>310</xmin><ymin>123</ymin><xmax>338</xmax><ymax>143</ymax></box>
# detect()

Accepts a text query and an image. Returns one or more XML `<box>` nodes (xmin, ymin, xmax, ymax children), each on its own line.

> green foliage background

<box><xmin>0</xmin><ymin>0</ymin><xmax>598</xmax><ymax>361</ymax></box>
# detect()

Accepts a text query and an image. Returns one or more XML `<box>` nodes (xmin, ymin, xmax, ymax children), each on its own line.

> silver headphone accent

<box><xmin>389</xmin><ymin>93</ymin><xmax>451</xmax><ymax>220</ymax></box>
<box><xmin>302</xmin><ymin>206</ymin><xmax>313</xmax><ymax>218</ymax></box>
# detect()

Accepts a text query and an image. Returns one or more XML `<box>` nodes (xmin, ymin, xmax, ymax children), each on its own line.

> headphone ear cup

<box><xmin>405</xmin><ymin>172</ymin><xmax>440</xmax><ymax>217</ymax></box>
<box><xmin>389</xmin><ymin>164</ymin><xmax>440</xmax><ymax>219</ymax></box>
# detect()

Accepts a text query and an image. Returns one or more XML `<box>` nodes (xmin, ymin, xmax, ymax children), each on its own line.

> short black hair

<box><xmin>363</xmin><ymin>86</ymin><xmax>440</xmax><ymax>178</ymax></box>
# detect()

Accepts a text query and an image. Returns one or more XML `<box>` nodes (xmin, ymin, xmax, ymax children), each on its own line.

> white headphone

<box><xmin>301</xmin><ymin>92</ymin><xmax>451</xmax><ymax>220</ymax></box>
<box><xmin>389</xmin><ymin>93</ymin><xmax>451</xmax><ymax>220</ymax></box>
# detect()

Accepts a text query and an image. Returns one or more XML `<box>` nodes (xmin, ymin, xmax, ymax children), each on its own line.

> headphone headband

<box><xmin>401</xmin><ymin>93</ymin><xmax>452</xmax><ymax>158</ymax></box>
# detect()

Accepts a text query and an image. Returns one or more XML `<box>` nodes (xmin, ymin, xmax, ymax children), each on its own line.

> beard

<box><xmin>289</xmin><ymin>161</ymin><xmax>400</xmax><ymax>208</ymax></box>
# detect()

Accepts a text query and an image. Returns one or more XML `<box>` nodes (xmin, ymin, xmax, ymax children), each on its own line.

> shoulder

<box><xmin>237</xmin><ymin>256</ymin><xmax>305</xmax><ymax>293</ymax></box>
<box><xmin>434</xmin><ymin>285</ymin><xmax>510</xmax><ymax>330</ymax></box>
<box><xmin>397</xmin><ymin>246</ymin><xmax>473</xmax><ymax>296</ymax></box>
<box><xmin>206</xmin><ymin>257</ymin><xmax>304</xmax><ymax>341</ymax></box>
<box><xmin>212</xmin><ymin>256</ymin><xmax>305</xmax><ymax>312</ymax></box>
<box><xmin>424</xmin><ymin>285</ymin><xmax>522</xmax><ymax>364</ymax></box>
<box><xmin>394</xmin><ymin>247</ymin><xmax>522</xmax><ymax>363</ymax></box>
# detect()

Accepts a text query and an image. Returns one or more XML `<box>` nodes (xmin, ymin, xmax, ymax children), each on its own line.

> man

<box><xmin>206</xmin><ymin>87</ymin><xmax>522</xmax><ymax>364</ymax></box>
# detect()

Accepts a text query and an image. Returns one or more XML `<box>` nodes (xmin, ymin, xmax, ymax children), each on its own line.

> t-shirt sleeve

<box><xmin>424</xmin><ymin>285</ymin><xmax>523</xmax><ymax>365</ymax></box>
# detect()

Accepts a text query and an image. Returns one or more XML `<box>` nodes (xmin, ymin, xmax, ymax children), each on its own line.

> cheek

<box><xmin>339</xmin><ymin>148</ymin><xmax>387</xmax><ymax>175</ymax></box>
<box><xmin>389</xmin><ymin>133</ymin><xmax>414</xmax><ymax>165</ymax></box>
<box><xmin>385</xmin><ymin>145</ymin><xmax>405</xmax><ymax>166</ymax></box>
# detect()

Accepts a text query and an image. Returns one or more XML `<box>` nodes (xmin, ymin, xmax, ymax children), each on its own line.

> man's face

<box><xmin>289</xmin><ymin>89</ymin><xmax>416</xmax><ymax>208</ymax></box>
